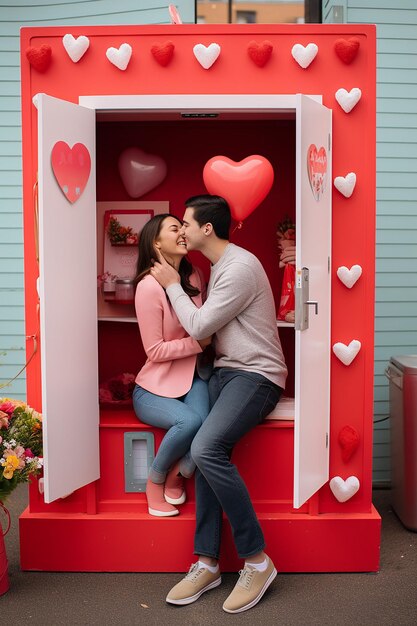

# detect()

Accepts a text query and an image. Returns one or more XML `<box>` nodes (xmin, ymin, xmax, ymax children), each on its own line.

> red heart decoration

<box><xmin>334</xmin><ymin>38</ymin><xmax>360</xmax><ymax>64</ymax></box>
<box><xmin>338</xmin><ymin>425</ymin><xmax>360</xmax><ymax>463</ymax></box>
<box><xmin>26</xmin><ymin>45</ymin><xmax>52</xmax><ymax>73</ymax></box>
<box><xmin>51</xmin><ymin>141</ymin><xmax>91</xmax><ymax>204</ymax></box>
<box><xmin>151</xmin><ymin>41</ymin><xmax>175</xmax><ymax>66</ymax></box>
<box><xmin>203</xmin><ymin>155</ymin><xmax>274</xmax><ymax>223</ymax></box>
<box><xmin>247</xmin><ymin>40</ymin><xmax>273</xmax><ymax>67</ymax></box>
<box><xmin>307</xmin><ymin>144</ymin><xmax>327</xmax><ymax>201</ymax></box>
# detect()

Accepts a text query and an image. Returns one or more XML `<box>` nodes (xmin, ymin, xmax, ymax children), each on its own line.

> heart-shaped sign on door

<box><xmin>51</xmin><ymin>141</ymin><xmax>91</xmax><ymax>204</ymax></box>
<box><xmin>307</xmin><ymin>144</ymin><xmax>327</xmax><ymax>201</ymax></box>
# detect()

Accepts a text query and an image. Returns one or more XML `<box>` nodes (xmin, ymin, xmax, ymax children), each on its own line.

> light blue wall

<box><xmin>323</xmin><ymin>0</ymin><xmax>417</xmax><ymax>484</ymax></box>
<box><xmin>0</xmin><ymin>1</ymin><xmax>195</xmax><ymax>400</ymax></box>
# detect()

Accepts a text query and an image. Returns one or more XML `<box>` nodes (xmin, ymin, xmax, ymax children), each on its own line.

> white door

<box><xmin>37</xmin><ymin>94</ymin><xmax>99</xmax><ymax>503</ymax></box>
<box><xmin>294</xmin><ymin>94</ymin><xmax>332</xmax><ymax>508</ymax></box>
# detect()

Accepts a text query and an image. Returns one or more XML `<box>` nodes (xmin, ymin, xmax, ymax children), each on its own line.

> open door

<box><xmin>294</xmin><ymin>94</ymin><xmax>332</xmax><ymax>508</ymax></box>
<box><xmin>37</xmin><ymin>94</ymin><xmax>99</xmax><ymax>502</ymax></box>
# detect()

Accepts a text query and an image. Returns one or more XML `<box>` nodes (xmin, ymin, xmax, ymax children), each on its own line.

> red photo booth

<box><xmin>19</xmin><ymin>23</ymin><xmax>380</xmax><ymax>572</ymax></box>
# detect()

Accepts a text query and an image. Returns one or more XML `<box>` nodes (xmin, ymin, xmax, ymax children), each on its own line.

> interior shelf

<box><xmin>277</xmin><ymin>320</ymin><xmax>295</xmax><ymax>328</ymax></box>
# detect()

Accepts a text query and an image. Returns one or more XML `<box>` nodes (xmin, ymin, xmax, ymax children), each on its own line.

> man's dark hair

<box><xmin>185</xmin><ymin>194</ymin><xmax>231</xmax><ymax>240</ymax></box>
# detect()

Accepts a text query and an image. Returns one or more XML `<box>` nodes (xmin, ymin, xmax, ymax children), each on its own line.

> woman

<box><xmin>132</xmin><ymin>214</ymin><xmax>211</xmax><ymax>517</ymax></box>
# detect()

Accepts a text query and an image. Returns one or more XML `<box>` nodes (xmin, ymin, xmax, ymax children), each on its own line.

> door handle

<box><xmin>295</xmin><ymin>267</ymin><xmax>309</xmax><ymax>330</ymax></box>
<box><xmin>306</xmin><ymin>300</ymin><xmax>318</xmax><ymax>315</ymax></box>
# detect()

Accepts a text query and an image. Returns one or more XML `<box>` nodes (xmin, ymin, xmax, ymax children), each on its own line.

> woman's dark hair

<box><xmin>185</xmin><ymin>194</ymin><xmax>231</xmax><ymax>240</ymax></box>
<box><xmin>134</xmin><ymin>214</ymin><xmax>200</xmax><ymax>297</ymax></box>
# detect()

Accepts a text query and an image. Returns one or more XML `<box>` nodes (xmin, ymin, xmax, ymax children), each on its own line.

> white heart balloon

<box><xmin>335</xmin><ymin>87</ymin><xmax>362</xmax><ymax>113</ymax></box>
<box><xmin>63</xmin><ymin>34</ymin><xmax>90</xmax><ymax>63</ymax></box>
<box><xmin>106</xmin><ymin>43</ymin><xmax>132</xmax><ymax>71</ymax></box>
<box><xmin>193</xmin><ymin>43</ymin><xmax>221</xmax><ymax>69</ymax></box>
<box><xmin>334</xmin><ymin>172</ymin><xmax>356</xmax><ymax>198</ymax></box>
<box><xmin>333</xmin><ymin>340</ymin><xmax>361</xmax><ymax>366</ymax></box>
<box><xmin>330</xmin><ymin>476</ymin><xmax>360</xmax><ymax>503</ymax></box>
<box><xmin>291</xmin><ymin>43</ymin><xmax>318</xmax><ymax>68</ymax></box>
<box><xmin>337</xmin><ymin>265</ymin><xmax>362</xmax><ymax>289</ymax></box>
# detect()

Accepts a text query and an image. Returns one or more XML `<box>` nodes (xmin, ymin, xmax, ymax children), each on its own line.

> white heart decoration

<box><xmin>330</xmin><ymin>476</ymin><xmax>360</xmax><ymax>503</ymax></box>
<box><xmin>106</xmin><ymin>43</ymin><xmax>132</xmax><ymax>71</ymax></box>
<box><xmin>337</xmin><ymin>265</ymin><xmax>362</xmax><ymax>289</ymax></box>
<box><xmin>333</xmin><ymin>340</ymin><xmax>361</xmax><ymax>366</ymax></box>
<box><xmin>335</xmin><ymin>88</ymin><xmax>362</xmax><ymax>113</ymax></box>
<box><xmin>63</xmin><ymin>34</ymin><xmax>90</xmax><ymax>63</ymax></box>
<box><xmin>334</xmin><ymin>172</ymin><xmax>356</xmax><ymax>198</ymax></box>
<box><xmin>291</xmin><ymin>43</ymin><xmax>318</xmax><ymax>69</ymax></box>
<box><xmin>32</xmin><ymin>94</ymin><xmax>39</xmax><ymax>109</ymax></box>
<box><xmin>193</xmin><ymin>43</ymin><xmax>221</xmax><ymax>69</ymax></box>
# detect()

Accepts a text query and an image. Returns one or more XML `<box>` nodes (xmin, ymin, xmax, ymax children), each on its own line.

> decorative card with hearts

<box><xmin>307</xmin><ymin>144</ymin><xmax>328</xmax><ymax>201</ymax></box>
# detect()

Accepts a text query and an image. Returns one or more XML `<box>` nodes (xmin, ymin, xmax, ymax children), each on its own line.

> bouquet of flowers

<box><xmin>276</xmin><ymin>216</ymin><xmax>296</xmax><ymax>323</ymax></box>
<box><xmin>107</xmin><ymin>216</ymin><xmax>138</xmax><ymax>246</ymax></box>
<box><xmin>97</xmin><ymin>271</ymin><xmax>118</xmax><ymax>293</ymax></box>
<box><xmin>0</xmin><ymin>398</ymin><xmax>43</xmax><ymax>502</ymax></box>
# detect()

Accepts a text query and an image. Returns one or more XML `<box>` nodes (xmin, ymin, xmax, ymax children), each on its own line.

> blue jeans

<box><xmin>132</xmin><ymin>376</ymin><xmax>209</xmax><ymax>483</ymax></box>
<box><xmin>191</xmin><ymin>368</ymin><xmax>283</xmax><ymax>560</ymax></box>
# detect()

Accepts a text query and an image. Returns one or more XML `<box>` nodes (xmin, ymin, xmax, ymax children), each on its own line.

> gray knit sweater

<box><xmin>166</xmin><ymin>243</ymin><xmax>287</xmax><ymax>389</ymax></box>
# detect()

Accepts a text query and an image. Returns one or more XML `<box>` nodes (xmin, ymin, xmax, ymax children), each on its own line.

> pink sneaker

<box><xmin>146</xmin><ymin>479</ymin><xmax>179</xmax><ymax>517</ymax></box>
<box><xmin>164</xmin><ymin>463</ymin><xmax>186</xmax><ymax>505</ymax></box>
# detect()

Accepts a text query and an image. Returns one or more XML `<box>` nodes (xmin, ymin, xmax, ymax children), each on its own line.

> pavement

<box><xmin>2</xmin><ymin>486</ymin><xmax>417</xmax><ymax>625</ymax></box>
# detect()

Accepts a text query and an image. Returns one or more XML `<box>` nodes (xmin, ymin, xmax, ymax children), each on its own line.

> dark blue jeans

<box><xmin>190</xmin><ymin>368</ymin><xmax>283</xmax><ymax>560</ymax></box>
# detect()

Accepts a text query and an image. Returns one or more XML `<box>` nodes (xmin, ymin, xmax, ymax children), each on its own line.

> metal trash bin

<box><xmin>386</xmin><ymin>355</ymin><xmax>417</xmax><ymax>531</ymax></box>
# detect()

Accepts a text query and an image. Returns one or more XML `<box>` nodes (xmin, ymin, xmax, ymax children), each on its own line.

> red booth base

<box><xmin>19</xmin><ymin>419</ymin><xmax>381</xmax><ymax>573</ymax></box>
<box><xmin>19</xmin><ymin>507</ymin><xmax>380</xmax><ymax>573</ymax></box>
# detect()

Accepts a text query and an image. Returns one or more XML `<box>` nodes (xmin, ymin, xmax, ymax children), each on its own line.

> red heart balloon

<box><xmin>307</xmin><ymin>144</ymin><xmax>327</xmax><ymax>201</ymax></box>
<box><xmin>247</xmin><ymin>40</ymin><xmax>273</xmax><ymax>67</ymax></box>
<box><xmin>334</xmin><ymin>38</ymin><xmax>360</xmax><ymax>64</ymax></box>
<box><xmin>203</xmin><ymin>155</ymin><xmax>274</xmax><ymax>223</ymax></box>
<box><xmin>51</xmin><ymin>141</ymin><xmax>91</xmax><ymax>204</ymax></box>
<box><xmin>151</xmin><ymin>41</ymin><xmax>175</xmax><ymax>66</ymax></box>
<box><xmin>26</xmin><ymin>45</ymin><xmax>52</xmax><ymax>73</ymax></box>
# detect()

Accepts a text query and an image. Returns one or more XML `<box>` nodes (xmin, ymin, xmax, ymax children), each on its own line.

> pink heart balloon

<box><xmin>51</xmin><ymin>141</ymin><xmax>91</xmax><ymax>204</ymax></box>
<box><xmin>118</xmin><ymin>147</ymin><xmax>167</xmax><ymax>198</ymax></box>
<box><xmin>203</xmin><ymin>155</ymin><xmax>274</xmax><ymax>222</ymax></box>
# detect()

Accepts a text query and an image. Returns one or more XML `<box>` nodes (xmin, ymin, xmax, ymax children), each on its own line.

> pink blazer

<box><xmin>135</xmin><ymin>268</ymin><xmax>205</xmax><ymax>398</ymax></box>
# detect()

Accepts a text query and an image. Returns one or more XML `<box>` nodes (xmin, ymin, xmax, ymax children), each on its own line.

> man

<box><xmin>150</xmin><ymin>194</ymin><xmax>287</xmax><ymax>614</ymax></box>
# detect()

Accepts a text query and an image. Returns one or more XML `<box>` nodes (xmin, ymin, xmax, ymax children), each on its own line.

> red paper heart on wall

<box><xmin>307</xmin><ymin>144</ymin><xmax>327</xmax><ymax>201</ymax></box>
<box><xmin>203</xmin><ymin>155</ymin><xmax>274</xmax><ymax>223</ymax></box>
<box><xmin>151</xmin><ymin>41</ymin><xmax>175</xmax><ymax>66</ymax></box>
<box><xmin>334</xmin><ymin>38</ymin><xmax>360</xmax><ymax>64</ymax></box>
<box><xmin>338</xmin><ymin>425</ymin><xmax>360</xmax><ymax>462</ymax></box>
<box><xmin>26</xmin><ymin>45</ymin><xmax>52</xmax><ymax>72</ymax></box>
<box><xmin>51</xmin><ymin>141</ymin><xmax>91</xmax><ymax>204</ymax></box>
<box><xmin>247</xmin><ymin>40</ymin><xmax>273</xmax><ymax>67</ymax></box>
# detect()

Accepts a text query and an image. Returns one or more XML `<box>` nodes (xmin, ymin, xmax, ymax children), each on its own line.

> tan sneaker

<box><xmin>166</xmin><ymin>563</ymin><xmax>222</xmax><ymax>605</ymax></box>
<box><xmin>222</xmin><ymin>556</ymin><xmax>277</xmax><ymax>614</ymax></box>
